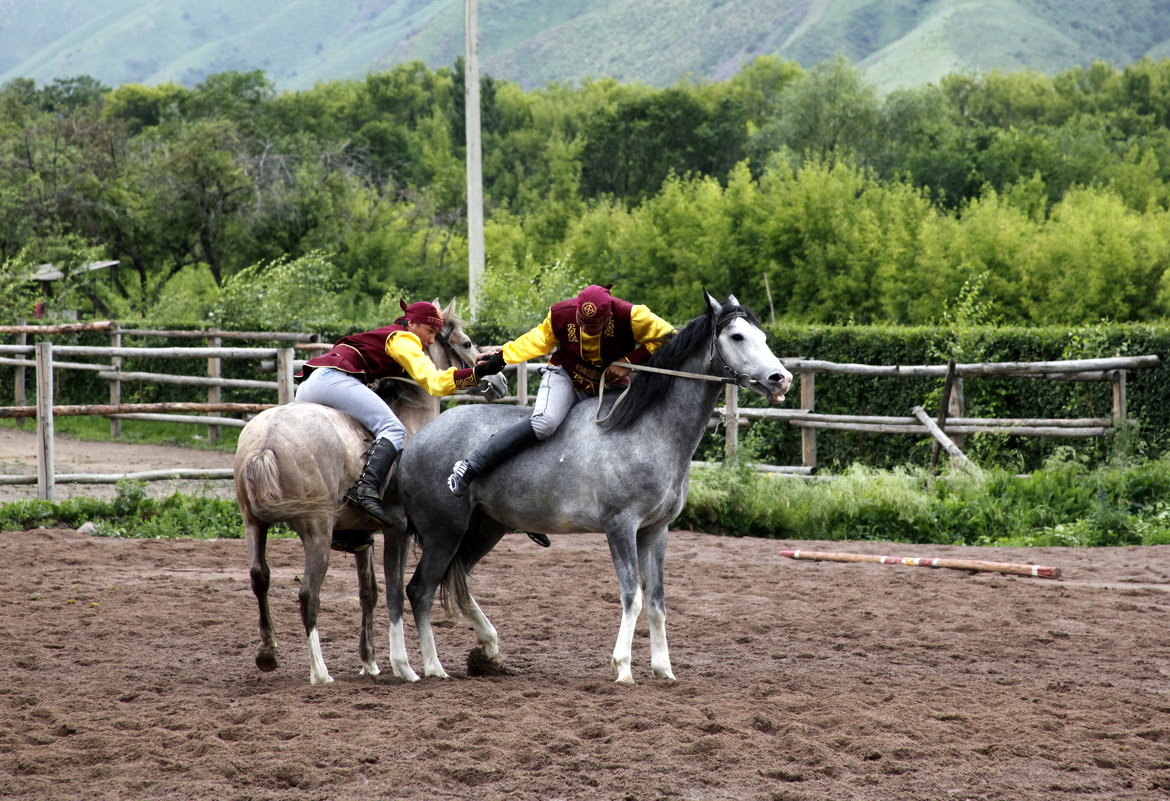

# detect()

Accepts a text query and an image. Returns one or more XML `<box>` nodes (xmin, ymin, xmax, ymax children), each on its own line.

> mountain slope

<box><xmin>2</xmin><ymin>0</ymin><xmax>1169</xmax><ymax>93</ymax></box>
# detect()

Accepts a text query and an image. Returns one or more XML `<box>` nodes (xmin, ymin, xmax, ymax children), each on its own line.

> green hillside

<box><xmin>1</xmin><ymin>0</ymin><xmax>1169</xmax><ymax>92</ymax></box>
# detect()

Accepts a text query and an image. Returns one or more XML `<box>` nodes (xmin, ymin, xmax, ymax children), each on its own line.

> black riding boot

<box><xmin>339</xmin><ymin>438</ymin><xmax>400</xmax><ymax>549</ymax></box>
<box><xmin>447</xmin><ymin>419</ymin><xmax>539</xmax><ymax>498</ymax></box>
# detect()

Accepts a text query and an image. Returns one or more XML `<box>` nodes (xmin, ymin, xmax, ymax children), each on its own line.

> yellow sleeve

<box><xmin>501</xmin><ymin>312</ymin><xmax>559</xmax><ymax>364</ymax></box>
<box><xmin>385</xmin><ymin>331</ymin><xmax>460</xmax><ymax>396</ymax></box>
<box><xmin>629</xmin><ymin>305</ymin><xmax>676</xmax><ymax>355</ymax></box>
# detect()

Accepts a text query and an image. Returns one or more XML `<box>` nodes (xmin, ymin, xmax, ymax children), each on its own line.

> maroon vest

<box><xmin>297</xmin><ymin>324</ymin><xmax>409</xmax><ymax>382</ymax></box>
<box><xmin>548</xmin><ymin>297</ymin><xmax>651</xmax><ymax>394</ymax></box>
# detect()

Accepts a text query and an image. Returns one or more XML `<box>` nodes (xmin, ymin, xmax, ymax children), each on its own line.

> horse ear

<box><xmin>727</xmin><ymin>293</ymin><xmax>740</xmax><ymax>307</ymax></box>
<box><xmin>441</xmin><ymin>297</ymin><xmax>457</xmax><ymax>320</ymax></box>
<box><xmin>703</xmin><ymin>289</ymin><xmax>721</xmax><ymax>317</ymax></box>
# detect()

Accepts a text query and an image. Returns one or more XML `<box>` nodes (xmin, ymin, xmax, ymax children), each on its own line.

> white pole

<box><xmin>464</xmin><ymin>0</ymin><xmax>485</xmax><ymax>321</ymax></box>
<box><xmin>35</xmin><ymin>342</ymin><xmax>55</xmax><ymax>501</ymax></box>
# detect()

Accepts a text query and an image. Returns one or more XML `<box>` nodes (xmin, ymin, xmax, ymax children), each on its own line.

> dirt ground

<box><xmin>2</xmin><ymin>433</ymin><xmax>1170</xmax><ymax>800</ymax></box>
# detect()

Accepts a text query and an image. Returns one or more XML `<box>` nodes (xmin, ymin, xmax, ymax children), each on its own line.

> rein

<box><xmin>594</xmin><ymin>317</ymin><xmax>757</xmax><ymax>423</ymax></box>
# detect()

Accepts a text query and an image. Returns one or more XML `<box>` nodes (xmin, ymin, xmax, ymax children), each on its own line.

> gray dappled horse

<box><xmin>392</xmin><ymin>291</ymin><xmax>793</xmax><ymax>684</ymax></box>
<box><xmin>234</xmin><ymin>299</ymin><xmax>497</xmax><ymax>685</ymax></box>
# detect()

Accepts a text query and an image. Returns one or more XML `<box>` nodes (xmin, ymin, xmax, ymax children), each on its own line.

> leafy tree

<box><xmin>208</xmin><ymin>250</ymin><xmax>345</xmax><ymax>331</ymax></box>
<box><xmin>579</xmin><ymin>84</ymin><xmax>746</xmax><ymax>204</ymax></box>
<box><xmin>749</xmin><ymin>56</ymin><xmax>880</xmax><ymax>169</ymax></box>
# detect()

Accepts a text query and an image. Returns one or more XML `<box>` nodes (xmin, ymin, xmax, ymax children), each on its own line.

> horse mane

<box><xmin>600</xmin><ymin>300</ymin><xmax>759</xmax><ymax>432</ymax></box>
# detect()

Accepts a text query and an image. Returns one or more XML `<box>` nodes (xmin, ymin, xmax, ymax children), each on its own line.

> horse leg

<box><xmin>606</xmin><ymin>524</ymin><xmax>643</xmax><ymax>684</ymax></box>
<box><xmin>638</xmin><ymin>524</ymin><xmax>675</xmax><ymax>681</ymax></box>
<box><xmin>405</xmin><ymin>526</ymin><xmax>468</xmax><ymax>679</ymax></box>
<box><xmin>383</xmin><ymin>520</ymin><xmax>420</xmax><ymax>682</ymax></box>
<box><xmin>246</xmin><ymin>515</ymin><xmax>279</xmax><ymax>672</ymax></box>
<box><xmin>297</xmin><ymin>520</ymin><xmax>334</xmax><ymax>685</ymax></box>
<box><xmin>454</xmin><ymin>521</ymin><xmax>507</xmax><ymax>665</ymax></box>
<box><xmin>354</xmin><ymin>543</ymin><xmax>380</xmax><ymax>677</ymax></box>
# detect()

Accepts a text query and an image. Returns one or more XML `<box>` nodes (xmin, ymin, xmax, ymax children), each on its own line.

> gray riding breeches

<box><xmin>530</xmin><ymin>365</ymin><xmax>592</xmax><ymax>440</ymax></box>
<box><xmin>294</xmin><ymin>367</ymin><xmax>407</xmax><ymax>448</ymax></box>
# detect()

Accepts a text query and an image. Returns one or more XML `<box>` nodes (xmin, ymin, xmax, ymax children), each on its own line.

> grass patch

<box><xmin>0</xmin><ymin>479</ymin><xmax>288</xmax><ymax>540</ymax></box>
<box><xmin>678</xmin><ymin>454</ymin><xmax>1170</xmax><ymax>547</ymax></box>
<box><xmin>6</xmin><ymin>455</ymin><xmax>1170</xmax><ymax>546</ymax></box>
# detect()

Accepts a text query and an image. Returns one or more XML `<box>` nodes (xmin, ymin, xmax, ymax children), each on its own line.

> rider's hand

<box><xmin>474</xmin><ymin>351</ymin><xmax>506</xmax><ymax>379</ymax></box>
<box><xmin>605</xmin><ymin>360</ymin><xmax>631</xmax><ymax>382</ymax></box>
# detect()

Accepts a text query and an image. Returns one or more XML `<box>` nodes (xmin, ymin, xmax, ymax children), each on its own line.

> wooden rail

<box><xmin>2</xmin><ymin>321</ymin><xmax>1161</xmax><ymax>498</ymax></box>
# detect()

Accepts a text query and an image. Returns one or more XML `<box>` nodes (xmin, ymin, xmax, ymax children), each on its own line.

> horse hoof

<box><xmin>256</xmin><ymin>648</ymin><xmax>279</xmax><ymax>672</ymax></box>
<box><xmin>467</xmin><ymin>646</ymin><xmax>509</xmax><ymax>676</ymax></box>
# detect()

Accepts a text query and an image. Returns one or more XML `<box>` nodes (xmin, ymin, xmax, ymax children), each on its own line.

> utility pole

<box><xmin>464</xmin><ymin>0</ymin><xmax>485</xmax><ymax>321</ymax></box>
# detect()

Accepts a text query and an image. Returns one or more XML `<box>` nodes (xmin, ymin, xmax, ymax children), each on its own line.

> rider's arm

<box><xmin>500</xmin><ymin>312</ymin><xmax>559</xmax><ymax>364</ymax></box>
<box><xmin>623</xmin><ymin>305</ymin><xmax>676</xmax><ymax>365</ymax></box>
<box><xmin>386</xmin><ymin>331</ymin><xmax>478</xmax><ymax>395</ymax></box>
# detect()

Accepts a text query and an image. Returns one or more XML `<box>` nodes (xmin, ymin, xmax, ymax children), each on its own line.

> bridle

<box><xmin>434</xmin><ymin>322</ymin><xmax>475</xmax><ymax>370</ymax></box>
<box><xmin>595</xmin><ymin>310</ymin><xmax>760</xmax><ymax>422</ymax></box>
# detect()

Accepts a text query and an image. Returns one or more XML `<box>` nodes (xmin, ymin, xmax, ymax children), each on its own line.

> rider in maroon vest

<box><xmin>446</xmin><ymin>284</ymin><xmax>675</xmax><ymax>514</ymax></box>
<box><xmin>296</xmin><ymin>300</ymin><xmax>504</xmax><ymax>552</ymax></box>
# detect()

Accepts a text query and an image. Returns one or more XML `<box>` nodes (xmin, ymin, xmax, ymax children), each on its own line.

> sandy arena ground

<box><xmin>2</xmin><ymin>430</ymin><xmax>1169</xmax><ymax>800</ymax></box>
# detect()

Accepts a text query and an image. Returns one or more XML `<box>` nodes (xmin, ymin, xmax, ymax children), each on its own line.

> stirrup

<box><xmin>526</xmin><ymin>532</ymin><xmax>551</xmax><ymax>547</ymax></box>
<box><xmin>344</xmin><ymin>487</ymin><xmax>397</xmax><ymax>527</ymax></box>
<box><xmin>447</xmin><ymin>460</ymin><xmax>473</xmax><ymax>498</ymax></box>
<box><xmin>331</xmin><ymin>530</ymin><xmax>374</xmax><ymax>554</ymax></box>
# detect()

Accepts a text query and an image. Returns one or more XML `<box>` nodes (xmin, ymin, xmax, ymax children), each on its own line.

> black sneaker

<box><xmin>447</xmin><ymin>460</ymin><xmax>473</xmax><ymax>497</ymax></box>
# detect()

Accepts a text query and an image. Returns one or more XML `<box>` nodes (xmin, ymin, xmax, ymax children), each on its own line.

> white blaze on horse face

<box><xmin>720</xmin><ymin>317</ymin><xmax>793</xmax><ymax>403</ymax></box>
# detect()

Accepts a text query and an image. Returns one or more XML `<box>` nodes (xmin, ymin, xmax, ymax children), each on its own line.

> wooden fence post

<box><xmin>930</xmin><ymin>360</ymin><xmax>957</xmax><ymax>473</ymax></box>
<box><xmin>1111</xmin><ymin>369</ymin><xmax>1127</xmax><ymax>423</ymax></box>
<box><xmin>800</xmin><ymin>370</ymin><xmax>817</xmax><ymax>471</ymax></box>
<box><xmin>276</xmin><ymin>348</ymin><xmax>295</xmax><ymax>405</ymax></box>
<box><xmin>109</xmin><ymin>323</ymin><xmax>122</xmax><ymax>438</ymax></box>
<box><xmin>723</xmin><ymin>383</ymin><xmax>739</xmax><ymax>463</ymax></box>
<box><xmin>207</xmin><ymin>334</ymin><xmax>222</xmax><ymax>443</ymax></box>
<box><xmin>35</xmin><ymin>342</ymin><xmax>55</xmax><ymax>501</ymax></box>
<box><xmin>1112</xmin><ymin>368</ymin><xmax>1128</xmax><ymax>457</ymax></box>
<box><xmin>14</xmin><ymin>321</ymin><xmax>26</xmax><ymax>427</ymax></box>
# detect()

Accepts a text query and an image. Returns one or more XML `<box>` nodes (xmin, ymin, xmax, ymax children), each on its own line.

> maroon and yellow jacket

<box><xmin>500</xmin><ymin>298</ymin><xmax>675</xmax><ymax>395</ymax></box>
<box><xmin>297</xmin><ymin>324</ymin><xmax>479</xmax><ymax>394</ymax></box>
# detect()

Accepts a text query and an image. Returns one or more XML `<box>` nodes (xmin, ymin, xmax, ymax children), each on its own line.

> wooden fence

<box><xmin>0</xmin><ymin>321</ymin><xmax>1161</xmax><ymax>499</ymax></box>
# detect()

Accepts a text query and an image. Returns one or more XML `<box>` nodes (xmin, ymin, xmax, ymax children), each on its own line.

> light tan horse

<box><xmin>233</xmin><ymin>300</ymin><xmax>498</xmax><ymax>684</ymax></box>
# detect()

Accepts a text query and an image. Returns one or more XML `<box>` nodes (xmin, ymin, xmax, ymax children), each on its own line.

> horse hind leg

<box><xmin>354</xmin><ymin>544</ymin><xmax>381</xmax><ymax>678</ymax></box>
<box><xmin>383</xmin><ymin>521</ymin><xmax>420</xmax><ymax>682</ymax></box>
<box><xmin>247</xmin><ymin>517</ymin><xmax>279</xmax><ymax>673</ymax></box>
<box><xmin>454</xmin><ymin>520</ymin><xmax>507</xmax><ymax>671</ymax></box>
<box><xmin>297</xmin><ymin>520</ymin><xmax>334</xmax><ymax>685</ymax></box>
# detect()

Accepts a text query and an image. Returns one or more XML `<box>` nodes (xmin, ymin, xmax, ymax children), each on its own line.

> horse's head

<box><xmin>431</xmin><ymin>298</ymin><xmax>507</xmax><ymax>401</ymax></box>
<box><xmin>430</xmin><ymin>298</ymin><xmax>479</xmax><ymax>371</ymax></box>
<box><xmin>705</xmin><ymin>290</ymin><xmax>792</xmax><ymax>404</ymax></box>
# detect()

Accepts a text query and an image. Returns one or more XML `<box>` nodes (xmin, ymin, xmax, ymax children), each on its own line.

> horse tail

<box><xmin>439</xmin><ymin>556</ymin><xmax>474</xmax><ymax>620</ymax></box>
<box><xmin>239</xmin><ymin>449</ymin><xmax>334</xmax><ymax>522</ymax></box>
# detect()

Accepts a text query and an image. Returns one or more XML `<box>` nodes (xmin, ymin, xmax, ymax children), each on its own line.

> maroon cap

<box><xmin>576</xmin><ymin>284</ymin><xmax>613</xmax><ymax>327</ymax></box>
<box><xmin>399</xmin><ymin>299</ymin><xmax>444</xmax><ymax>329</ymax></box>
